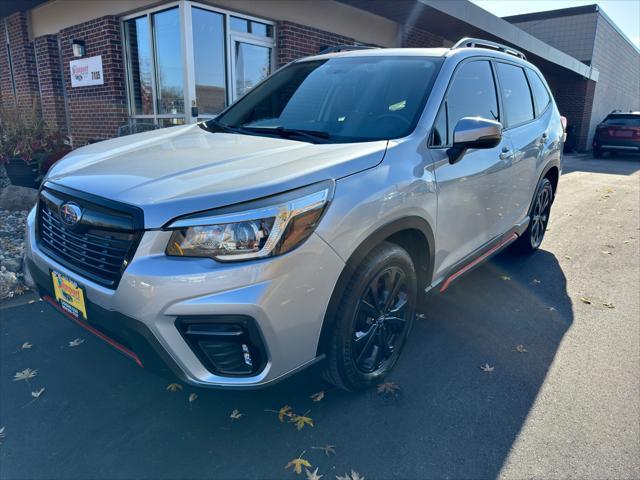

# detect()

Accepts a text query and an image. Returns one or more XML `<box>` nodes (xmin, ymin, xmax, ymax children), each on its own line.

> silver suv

<box><xmin>25</xmin><ymin>38</ymin><xmax>563</xmax><ymax>391</ymax></box>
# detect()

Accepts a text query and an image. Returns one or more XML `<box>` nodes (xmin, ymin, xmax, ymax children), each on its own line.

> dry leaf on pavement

<box><xmin>0</xmin><ymin>426</ymin><xmax>5</xmax><ymax>444</ymax></box>
<box><xmin>580</xmin><ymin>297</ymin><xmax>592</xmax><ymax>305</ymax></box>
<box><xmin>188</xmin><ymin>393</ymin><xmax>198</xmax><ymax>403</ymax></box>
<box><xmin>377</xmin><ymin>382</ymin><xmax>400</xmax><ymax>394</ymax></box>
<box><xmin>336</xmin><ymin>471</ymin><xmax>365</xmax><ymax>480</ymax></box>
<box><xmin>31</xmin><ymin>387</ymin><xmax>45</xmax><ymax>398</ymax></box>
<box><xmin>68</xmin><ymin>338</ymin><xmax>85</xmax><ymax>347</ymax></box>
<box><xmin>305</xmin><ymin>467</ymin><xmax>323</xmax><ymax>480</ymax></box>
<box><xmin>278</xmin><ymin>405</ymin><xmax>292</xmax><ymax>422</ymax></box>
<box><xmin>166</xmin><ymin>383</ymin><xmax>183</xmax><ymax>392</ymax></box>
<box><xmin>480</xmin><ymin>363</ymin><xmax>494</xmax><ymax>373</ymax></box>
<box><xmin>603</xmin><ymin>302</ymin><xmax>615</xmax><ymax>309</ymax></box>
<box><xmin>532</xmin><ymin>279</ymin><xmax>541</xmax><ymax>284</ymax></box>
<box><xmin>500</xmin><ymin>275</ymin><xmax>511</xmax><ymax>281</ymax></box>
<box><xmin>514</xmin><ymin>344</ymin><xmax>528</xmax><ymax>353</ymax></box>
<box><xmin>21</xmin><ymin>342</ymin><xmax>32</xmax><ymax>350</ymax></box>
<box><xmin>310</xmin><ymin>391</ymin><xmax>325</xmax><ymax>402</ymax></box>
<box><xmin>13</xmin><ymin>368</ymin><xmax>38</xmax><ymax>382</ymax></box>
<box><xmin>230</xmin><ymin>409</ymin><xmax>243</xmax><ymax>420</ymax></box>
<box><xmin>312</xmin><ymin>444</ymin><xmax>336</xmax><ymax>456</ymax></box>
<box><xmin>290</xmin><ymin>412</ymin><xmax>314</xmax><ymax>430</ymax></box>
<box><xmin>285</xmin><ymin>452</ymin><xmax>312</xmax><ymax>475</ymax></box>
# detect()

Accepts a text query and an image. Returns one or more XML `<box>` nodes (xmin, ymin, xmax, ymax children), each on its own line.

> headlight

<box><xmin>165</xmin><ymin>181</ymin><xmax>333</xmax><ymax>261</ymax></box>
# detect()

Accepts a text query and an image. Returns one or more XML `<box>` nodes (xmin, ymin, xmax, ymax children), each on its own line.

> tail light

<box><xmin>560</xmin><ymin>116</ymin><xmax>567</xmax><ymax>131</ymax></box>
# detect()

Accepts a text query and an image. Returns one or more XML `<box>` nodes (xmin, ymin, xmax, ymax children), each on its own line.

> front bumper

<box><xmin>25</xmin><ymin>208</ymin><xmax>345</xmax><ymax>388</ymax></box>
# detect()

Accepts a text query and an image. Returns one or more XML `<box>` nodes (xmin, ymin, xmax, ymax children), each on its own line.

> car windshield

<box><xmin>603</xmin><ymin>115</ymin><xmax>640</xmax><ymax>126</ymax></box>
<box><xmin>209</xmin><ymin>56</ymin><xmax>443</xmax><ymax>143</ymax></box>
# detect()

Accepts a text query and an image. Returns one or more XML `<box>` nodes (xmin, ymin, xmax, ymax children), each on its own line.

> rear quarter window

<box><xmin>526</xmin><ymin>69</ymin><xmax>551</xmax><ymax>117</ymax></box>
<box><xmin>495</xmin><ymin>62</ymin><xmax>535</xmax><ymax>128</ymax></box>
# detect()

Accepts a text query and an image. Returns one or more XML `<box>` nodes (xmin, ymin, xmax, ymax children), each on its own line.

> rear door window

<box><xmin>496</xmin><ymin>62</ymin><xmax>535</xmax><ymax>127</ymax></box>
<box><xmin>431</xmin><ymin>60</ymin><xmax>499</xmax><ymax>146</ymax></box>
<box><xmin>526</xmin><ymin>69</ymin><xmax>551</xmax><ymax>117</ymax></box>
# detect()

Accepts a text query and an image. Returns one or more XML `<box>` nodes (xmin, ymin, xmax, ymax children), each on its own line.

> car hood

<box><xmin>46</xmin><ymin>124</ymin><xmax>388</xmax><ymax>228</ymax></box>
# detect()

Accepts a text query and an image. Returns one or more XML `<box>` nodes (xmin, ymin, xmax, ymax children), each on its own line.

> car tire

<box><xmin>322</xmin><ymin>242</ymin><xmax>417</xmax><ymax>391</ymax></box>
<box><xmin>514</xmin><ymin>177</ymin><xmax>554</xmax><ymax>253</ymax></box>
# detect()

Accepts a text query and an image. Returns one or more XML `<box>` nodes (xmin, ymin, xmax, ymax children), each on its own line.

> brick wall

<box><xmin>399</xmin><ymin>25</ymin><xmax>446</xmax><ymax>48</ymax></box>
<box><xmin>58</xmin><ymin>16</ymin><xmax>128</xmax><ymax>145</ymax></box>
<box><xmin>546</xmin><ymin>73</ymin><xmax>596</xmax><ymax>151</ymax></box>
<box><xmin>34</xmin><ymin>34</ymin><xmax>67</xmax><ymax>134</ymax></box>
<box><xmin>0</xmin><ymin>12</ymin><xmax>40</xmax><ymax>115</ymax></box>
<box><xmin>276</xmin><ymin>21</ymin><xmax>361</xmax><ymax>67</ymax></box>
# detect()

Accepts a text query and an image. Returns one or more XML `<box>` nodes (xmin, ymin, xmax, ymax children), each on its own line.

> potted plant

<box><xmin>0</xmin><ymin>108</ymin><xmax>66</xmax><ymax>188</ymax></box>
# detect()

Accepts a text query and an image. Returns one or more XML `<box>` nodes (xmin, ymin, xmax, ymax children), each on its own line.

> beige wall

<box><xmin>29</xmin><ymin>0</ymin><xmax>399</xmax><ymax>46</ymax></box>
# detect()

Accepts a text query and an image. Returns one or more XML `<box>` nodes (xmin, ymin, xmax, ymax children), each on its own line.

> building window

<box><xmin>122</xmin><ymin>1</ymin><xmax>274</xmax><ymax>128</ymax></box>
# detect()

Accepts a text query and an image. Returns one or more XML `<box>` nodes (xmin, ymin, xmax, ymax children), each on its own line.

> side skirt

<box><xmin>430</xmin><ymin>219</ymin><xmax>529</xmax><ymax>294</ymax></box>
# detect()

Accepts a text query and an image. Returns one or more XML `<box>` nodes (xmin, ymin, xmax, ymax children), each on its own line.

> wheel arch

<box><xmin>316</xmin><ymin>216</ymin><xmax>434</xmax><ymax>356</ymax></box>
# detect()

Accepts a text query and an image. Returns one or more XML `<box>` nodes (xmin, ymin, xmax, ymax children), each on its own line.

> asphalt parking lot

<box><xmin>1</xmin><ymin>154</ymin><xmax>639</xmax><ymax>480</ymax></box>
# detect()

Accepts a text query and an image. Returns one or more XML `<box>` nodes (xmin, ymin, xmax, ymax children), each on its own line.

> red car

<box><xmin>592</xmin><ymin>111</ymin><xmax>640</xmax><ymax>158</ymax></box>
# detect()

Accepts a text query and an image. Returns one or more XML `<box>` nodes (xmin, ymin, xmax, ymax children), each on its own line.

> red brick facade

<box><xmin>58</xmin><ymin>16</ymin><xmax>128</xmax><ymax>145</ymax></box>
<box><xmin>0</xmin><ymin>12</ymin><xmax>40</xmax><ymax>115</ymax></box>
<box><xmin>34</xmin><ymin>34</ymin><xmax>67</xmax><ymax>134</ymax></box>
<box><xmin>399</xmin><ymin>25</ymin><xmax>446</xmax><ymax>48</ymax></box>
<box><xmin>277</xmin><ymin>20</ymin><xmax>361</xmax><ymax>67</ymax></box>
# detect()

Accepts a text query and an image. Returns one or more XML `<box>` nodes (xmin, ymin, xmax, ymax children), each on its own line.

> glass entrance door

<box><xmin>230</xmin><ymin>37</ymin><xmax>272</xmax><ymax>101</ymax></box>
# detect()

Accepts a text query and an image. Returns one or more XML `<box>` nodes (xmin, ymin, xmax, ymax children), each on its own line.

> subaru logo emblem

<box><xmin>59</xmin><ymin>202</ymin><xmax>83</xmax><ymax>226</ymax></box>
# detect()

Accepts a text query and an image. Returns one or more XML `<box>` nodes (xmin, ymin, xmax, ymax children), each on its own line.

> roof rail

<box><xmin>452</xmin><ymin>37</ymin><xmax>527</xmax><ymax>60</ymax></box>
<box><xmin>318</xmin><ymin>44</ymin><xmax>378</xmax><ymax>55</ymax></box>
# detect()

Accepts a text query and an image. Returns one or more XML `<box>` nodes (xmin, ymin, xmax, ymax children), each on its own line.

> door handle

<box><xmin>499</xmin><ymin>146</ymin><xmax>513</xmax><ymax>160</ymax></box>
<box><xmin>540</xmin><ymin>132</ymin><xmax>548</xmax><ymax>144</ymax></box>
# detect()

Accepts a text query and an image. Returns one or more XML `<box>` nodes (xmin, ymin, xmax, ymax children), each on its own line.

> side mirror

<box><xmin>447</xmin><ymin>117</ymin><xmax>503</xmax><ymax>164</ymax></box>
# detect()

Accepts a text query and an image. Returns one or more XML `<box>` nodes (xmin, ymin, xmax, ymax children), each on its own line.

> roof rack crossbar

<box><xmin>318</xmin><ymin>44</ymin><xmax>378</xmax><ymax>55</ymax></box>
<box><xmin>452</xmin><ymin>37</ymin><xmax>527</xmax><ymax>60</ymax></box>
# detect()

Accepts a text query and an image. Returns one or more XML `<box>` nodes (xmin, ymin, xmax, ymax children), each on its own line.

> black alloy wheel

<box><xmin>322</xmin><ymin>242</ymin><xmax>417</xmax><ymax>391</ymax></box>
<box><xmin>353</xmin><ymin>267</ymin><xmax>410</xmax><ymax>373</ymax></box>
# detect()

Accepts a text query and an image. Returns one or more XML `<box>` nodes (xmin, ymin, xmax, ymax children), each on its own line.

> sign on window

<box><xmin>70</xmin><ymin>55</ymin><xmax>104</xmax><ymax>87</ymax></box>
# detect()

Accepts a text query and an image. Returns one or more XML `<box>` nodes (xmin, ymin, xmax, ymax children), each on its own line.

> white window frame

<box><xmin>121</xmin><ymin>0</ymin><xmax>275</xmax><ymax>127</ymax></box>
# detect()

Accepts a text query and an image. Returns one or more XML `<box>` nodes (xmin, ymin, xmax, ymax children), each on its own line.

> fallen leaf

<box><xmin>336</xmin><ymin>471</ymin><xmax>365</xmax><ymax>480</ymax></box>
<box><xmin>31</xmin><ymin>387</ymin><xmax>45</xmax><ymax>398</ymax></box>
<box><xmin>68</xmin><ymin>338</ymin><xmax>85</xmax><ymax>347</ymax></box>
<box><xmin>480</xmin><ymin>363</ymin><xmax>494</xmax><ymax>373</ymax></box>
<box><xmin>624</xmin><ymin>240</ymin><xmax>630</xmax><ymax>244</ymax></box>
<box><xmin>564</xmin><ymin>255</ymin><xmax>572</xmax><ymax>260</ymax></box>
<box><xmin>377</xmin><ymin>382</ymin><xmax>400</xmax><ymax>394</ymax></box>
<box><xmin>580</xmin><ymin>297</ymin><xmax>592</xmax><ymax>305</ymax></box>
<box><xmin>278</xmin><ymin>405</ymin><xmax>292</xmax><ymax>422</ymax></box>
<box><xmin>13</xmin><ymin>368</ymin><xmax>38</xmax><ymax>382</ymax></box>
<box><xmin>514</xmin><ymin>344</ymin><xmax>528</xmax><ymax>353</ymax></box>
<box><xmin>500</xmin><ymin>275</ymin><xmax>512</xmax><ymax>281</ymax></box>
<box><xmin>21</xmin><ymin>342</ymin><xmax>32</xmax><ymax>350</ymax></box>
<box><xmin>310</xmin><ymin>391</ymin><xmax>325</xmax><ymax>402</ymax></box>
<box><xmin>188</xmin><ymin>393</ymin><xmax>198</xmax><ymax>403</ymax></box>
<box><xmin>313</xmin><ymin>444</ymin><xmax>336</xmax><ymax>456</ymax></box>
<box><xmin>290</xmin><ymin>413</ymin><xmax>314</xmax><ymax>430</ymax></box>
<box><xmin>601</xmin><ymin>250</ymin><xmax>612</xmax><ymax>255</ymax></box>
<box><xmin>603</xmin><ymin>302</ymin><xmax>615</xmax><ymax>309</ymax></box>
<box><xmin>0</xmin><ymin>426</ymin><xmax>5</xmax><ymax>443</ymax></box>
<box><xmin>285</xmin><ymin>452</ymin><xmax>312</xmax><ymax>475</ymax></box>
<box><xmin>547</xmin><ymin>306</ymin><xmax>557</xmax><ymax>312</ymax></box>
<box><xmin>416</xmin><ymin>313</ymin><xmax>426</xmax><ymax>319</ymax></box>
<box><xmin>230</xmin><ymin>409</ymin><xmax>243</xmax><ymax>420</ymax></box>
<box><xmin>306</xmin><ymin>467</ymin><xmax>323</xmax><ymax>480</ymax></box>
<box><xmin>532</xmin><ymin>279</ymin><xmax>541</xmax><ymax>285</ymax></box>
<box><xmin>166</xmin><ymin>383</ymin><xmax>183</xmax><ymax>392</ymax></box>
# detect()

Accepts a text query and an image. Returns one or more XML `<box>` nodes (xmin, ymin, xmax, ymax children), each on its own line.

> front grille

<box><xmin>36</xmin><ymin>185</ymin><xmax>143</xmax><ymax>288</ymax></box>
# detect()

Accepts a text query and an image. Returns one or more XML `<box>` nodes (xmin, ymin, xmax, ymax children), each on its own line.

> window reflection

<box><xmin>124</xmin><ymin>16</ymin><xmax>153</xmax><ymax>115</ymax></box>
<box><xmin>234</xmin><ymin>42</ymin><xmax>271</xmax><ymax>99</ymax></box>
<box><xmin>153</xmin><ymin>8</ymin><xmax>184</xmax><ymax>114</ymax></box>
<box><xmin>192</xmin><ymin>7</ymin><xmax>227</xmax><ymax>115</ymax></box>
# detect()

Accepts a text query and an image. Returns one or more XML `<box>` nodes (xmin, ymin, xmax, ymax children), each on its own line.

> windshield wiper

<box><xmin>241</xmin><ymin>126</ymin><xmax>331</xmax><ymax>144</ymax></box>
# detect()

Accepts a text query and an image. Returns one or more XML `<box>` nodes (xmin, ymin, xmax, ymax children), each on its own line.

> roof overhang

<box><xmin>338</xmin><ymin>0</ymin><xmax>599</xmax><ymax>82</ymax></box>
